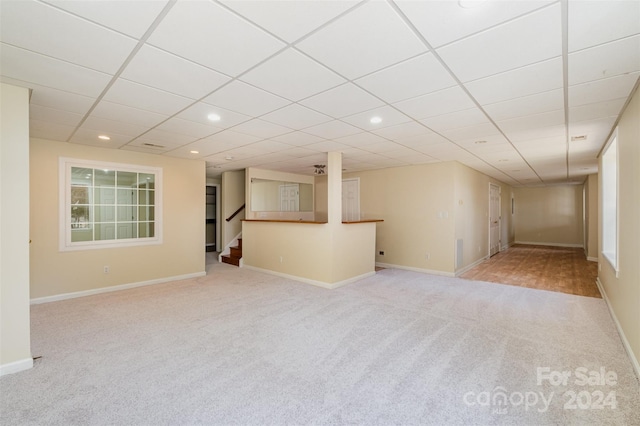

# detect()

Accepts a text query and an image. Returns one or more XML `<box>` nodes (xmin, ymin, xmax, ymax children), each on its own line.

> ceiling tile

<box><xmin>505</xmin><ymin>124</ymin><xmax>566</xmax><ymax>144</ymax></box>
<box><xmin>371</xmin><ymin>121</ymin><xmax>433</xmax><ymax>140</ymax></box>
<box><xmin>231</xmin><ymin>119</ymin><xmax>293</xmax><ymax>139</ymax></box>
<box><xmin>354</xmin><ymin>52</ymin><xmax>456</xmax><ymax>103</ymax></box>
<box><xmin>483</xmin><ymin>89</ymin><xmax>564</xmax><ymax>122</ymax></box>
<box><xmin>261</xmin><ymin>104</ymin><xmax>332</xmax><ymax>130</ymax></box>
<box><xmin>120</xmin><ymin>45</ymin><xmax>230</xmax><ymax>100</ymax></box>
<box><xmin>41</xmin><ymin>0</ymin><xmax>170</xmax><ymax>39</ymax></box>
<box><xmin>568</xmin><ymin>72</ymin><xmax>640</xmax><ymax>107</ymax></box>
<box><xmin>103</xmin><ymin>79</ymin><xmax>193</xmax><ymax>115</ymax></box>
<box><xmin>147</xmin><ymin>0</ymin><xmax>285</xmax><ymax>76</ymax></box>
<box><xmin>218</xmin><ymin>0</ymin><xmax>359</xmax><ymax>43</ymax></box>
<box><xmin>0</xmin><ymin>44</ymin><xmax>112</xmax><ymax>97</ymax></box>
<box><xmin>395</xmin><ymin>0</ymin><xmax>555</xmax><ymax>48</ymax></box>
<box><xmin>360</xmin><ymin>141</ymin><xmax>407</xmax><ymax>154</ymax></box>
<box><xmin>81</xmin><ymin>115</ymin><xmax>149</xmax><ymax>137</ymax></box>
<box><xmin>1</xmin><ymin>0</ymin><xmax>137</xmax><ymax>74</ymax></box>
<box><xmin>393</xmin><ymin>86</ymin><xmax>476</xmax><ymax>120</ymax></box>
<box><xmin>91</xmin><ymin>100</ymin><xmax>168</xmax><ymax>128</ymax></box>
<box><xmin>568</xmin><ymin>0</ymin><xmax>640</xmax><ymax>53</ymax></box>
<box><xmin>270</xmin><ymin>131</ymin><xmax>325</xmax><ymax>146</ymax></box>
<box><xmin>240</xmin><ymin>48</ymin><xmax>345</xmax><ymax>101</ymax></box>
<box><xmin>420</xmin><ymin>107</ymin><xmax>489</xmax><ymax>133</ymax></box>
<box><xmin>333</xmin><ymin>132</ymin><xmax>389</xmax><ymax>147</ymax></box>
<box><xmin>569</xmin><ymin>98</ymin><xmax>627</xmax><ymax>123</ymax></box>
<box><xmin>303</xmin><ymin>140</ymin><xmax>352</xmax><ymax>153</ymax></box>
<box><xmin>497</xmin><ymin>110</ymin><xmax>565</xmax><ymax>134</ymax></box>
<box><xmin>29</xmin><ymin>120</ymin><xmax>76</xmax><ymax>142</ymax></box>
<box><xmin>176</xmin><ymin>102</ymin><xmax>251</xmax><ymax>129</ymax></box>
<box><xmin>440</xmin><ymin>122</ymin><xmax>501</xmax><ymax>142</ymax></box>
<box><xmin>69</xmin><ymin>128</ymin><xmax>132</xmax><ymax>148</ymax></box>
<box><xmin>154</xmin><ymin>117</ymin><xmax>222</xmax><ymax>139</ymax></box>
<box><xmin>464</xmin><ymin>57</ymin><xmax>563</xmax><ymax>106</ymax></box>
<box><xmin>202</xmin><ymin>81</ymin><xmax>290</xmax><ymax>117</ymax></box>
<box><xmin>296</xmin><ymin>1</ymin><xmax>427</xmax><ymax>79</ymax></box>
<box><xmin>341</xmin><ymin>105</ymin><xmax>413</xmax><ymax>131</ymax></box>
<box><xmin>300</xmin><ymin>83</ymin><xmax>384</xmax><ymax>118</ymax></box>
<box><xmin>568</xmin><ymin>35</ymin><xmax>640</xmax><ymax>85</ymax></box>
<box><xmin>303</xmin><ymin>120</ymin><xmax>362</xmax><ymax>139</ymax></box>
<box><xmin>28</xmin><ymin>84</ymin><xmax>95</xmax><ymax>114</ymax></box>
<box><xmin>136</xmin><ymin>128</ymin><xmax>198</xmax><ymax>146</ymax></box>
<box><xmin>29</xmin><ymin>104</ymin><xmax>83</xmax><ymax>127</ymax></box>
<box><xmin>436</xmin><ymin>3</ymin><xmax>561</xmax><ymax>82</ymax></box>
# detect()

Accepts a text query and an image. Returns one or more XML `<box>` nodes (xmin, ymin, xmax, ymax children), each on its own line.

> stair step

<box><xmin>237</xmin><ymin>238</ymin><xmax>242</xmax><ymax>249</ymax></box>
<box><xmin>221</xmin><ymin>255</ymin><xmax>240</xmax><ymax>267</ymax></box>
<box><xmin>230</xmin><ymin>246</ymin><xmax>242</xmax><ymax>258</ymax></box>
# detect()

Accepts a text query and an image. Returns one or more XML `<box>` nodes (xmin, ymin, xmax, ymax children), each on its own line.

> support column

<box><xmin>326</xmin><ymin>152</ymin><xmax>342</xmax><ymax>225</ymax></box>
<box><xmin>0</xmin><ymin>83</ymin><xmax>32</xmax><ymax>376</ymax></box>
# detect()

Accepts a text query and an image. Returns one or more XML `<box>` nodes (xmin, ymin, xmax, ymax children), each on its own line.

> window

<box><xmin>60</xmin><ymin>158</ymin><xmax>162</xmax><ymax>251</ymax></box>
<box><xmin>601</xmin><ymin>132</ymin><xmax>618</xmax><ymax>272</ymax></box>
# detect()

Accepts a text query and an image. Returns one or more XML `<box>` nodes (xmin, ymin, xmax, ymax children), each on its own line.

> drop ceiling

<box><xmin>1</xmin><ymin>0</ymin><xmax>638</xmax><ymax>186</ymax></box>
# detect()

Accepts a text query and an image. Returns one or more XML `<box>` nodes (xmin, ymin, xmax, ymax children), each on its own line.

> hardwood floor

<box><xmin>460</xmin><ymin>244</ymin><xmax>601</xmax><ymax>298</ymax></box>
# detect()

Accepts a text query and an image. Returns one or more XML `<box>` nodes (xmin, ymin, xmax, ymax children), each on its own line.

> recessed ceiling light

<box><xmin>190</xmin><ymin>150</ymin><xmax>199</xmax><ymax>154</ymax></box>
<box><xmin>207</xmin><ymin>113</ymin><xmax>221</xmax><ymax>122</ymax></box>
<box><xmin>458</xmin><ymin>0</ymin><xmax>487</xmax><ymax>8</ymax></box>
<box><xmin>370</xmin><ymin>116</ymin><xmax>382</xmax><ymax>124</ymax></box>
<box><xmin>225</xmin><ymin>156</ymin><xmax>234</xmax><ymax>161</ymax></box>
<box><xmin>98</xmin><ymin>135</ymin><xmax>111</xmax><ymax>141</ymax></box>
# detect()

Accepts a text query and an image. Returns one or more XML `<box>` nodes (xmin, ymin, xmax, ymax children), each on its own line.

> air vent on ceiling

<box><xmin>571</xmin><ymin>135</ymin><xmax>587</xmax><ymax>142</ymax></box>
<box><xmin>142</xmin><ymin>142</ymin><xmax>165</xmax><ymax>148</ymax></box>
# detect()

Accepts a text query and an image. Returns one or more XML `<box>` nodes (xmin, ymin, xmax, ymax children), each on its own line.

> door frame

<box><xmin>489</xmin><ymin>183</ymin><xmax>501</xmax><ymax>257</ymax></box>
<box><xmin>342</xmin><ymin>177</ymin><xmax>360</xmax><ymax>222</ymax></box>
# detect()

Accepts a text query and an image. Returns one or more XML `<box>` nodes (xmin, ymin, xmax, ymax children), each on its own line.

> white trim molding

<box><xmin>0</xmin><ymin>357</ymin><xmax>33</xmax><ymax>377</ymax></box>
<box><xmin>30</xmin><ymin>272</ymin><xmax>206</xmax><ymax>305</ymax></box>
<box><xmin>514</xmin><ymin>241</ymin><xmax>583</xmax><ymax>248</ymax></box>
<box><xmin>596</xmin><ymin>278</ymin><xmax>640</xmax><ymax>381</ymax></box>
<box><xmin>242</xmin><ymin>265</ymin><xmax>375</xmax><ymax>290</ymax></box>
<box><xmin>455</xmin><ymin>255</ymin><xmax>490</xmax><ymax>277</ymax></box>
<box><xmin>587</xmin><ymin>256</ymin><xmax>598</xmax><ymax>262</ymax></box>
<box><xmin>375</xmin><ymin>262</ymin><xmax>456</xmax><ymax>278</ymax></box>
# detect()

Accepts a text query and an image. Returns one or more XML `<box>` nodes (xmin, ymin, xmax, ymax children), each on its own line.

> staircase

<box><xmin>221</xmin><ymin>238</ymin><xmax>242</xmax><ymax>267</ymax></box>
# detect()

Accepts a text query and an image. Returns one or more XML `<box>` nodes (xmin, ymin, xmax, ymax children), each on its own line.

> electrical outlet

<box><xmin>379</xmin><ymin>251</ymin><xmax>385</xmax><ymax>256</ymax></box>
<box><xmin>425</xmin><ymin>252</ymin><xmax>430</xmax><ymax>260</ymax></box>
<box><xmin>103</xmin><ymin>266</ymin><xmax>110</xmax><ymax>274</ymax></box>
<box><xmin>279</xmin><ymin>256</ymin><xmax>283</xmax><ymax>263</ymax></box>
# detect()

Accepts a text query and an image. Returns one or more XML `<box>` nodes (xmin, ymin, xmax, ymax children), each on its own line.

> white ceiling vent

<box><xmin>570</xmin><ymin>135</ymin><xmax>587</xmax><ymax>142</ymax></box>
<box><xmin>142</xmin><ymin>143</ymin><xmax>165</xmax><ymax>148</ymax></box>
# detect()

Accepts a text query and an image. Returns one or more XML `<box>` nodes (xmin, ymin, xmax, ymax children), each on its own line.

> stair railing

<box><xmin>226</xmin><ymin>203</ymin><xmax>245</xmax><ymax>222</ymax></box>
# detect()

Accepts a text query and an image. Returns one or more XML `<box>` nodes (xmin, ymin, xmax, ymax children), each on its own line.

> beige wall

<box><xmin>453</xmin><ymin>162</ymin><xmax>514</xmax><ymax>270</ymax></box>
<box><xmin>598</xmin><ymin>87</ymin><xmax>640</xmax><ymax>373</ymax></box>
<box><xmin>29</xmin><ymin>138</ymin><xmax>205</xmax><ymax>299</ymax></box>
<box><xmin>584</xmin><ymin>174</ymin><xmax>598</xmax><ymax>260</ymax></box>
<box><xmin>314</xmin><ymin>175</ymin><xmax>328</xmax><ymax>223</ymax></box>
<box><xmin>513</xmin><ymin>185</ymin><xmax>584</xmax><ymax>246</ymax></box>
<box><xmin>0</xmin><ymin>84</ymin><xmax>32</xmax><ymax>374</ymax></box>
<box><xmin>221</xmin><ymin>170</ymin><xmax>245</xmax><ymax>249</ymax></box>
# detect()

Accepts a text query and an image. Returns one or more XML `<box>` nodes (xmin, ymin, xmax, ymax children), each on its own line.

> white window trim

<box><xmin>601</xmin><ymin>131</ymin><xmax>619</xmax><ymax>276</ymax></box>
<box><xmin>59</xmin><ymin>157</ymin><xmax>163</xmax><ymax>252</ymax></box>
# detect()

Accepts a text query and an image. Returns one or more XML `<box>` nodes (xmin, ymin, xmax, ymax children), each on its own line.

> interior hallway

<box><xmin>460</xmin><ymin>244</ymin><xmax>601</xmax><ymax>298</ymax></box>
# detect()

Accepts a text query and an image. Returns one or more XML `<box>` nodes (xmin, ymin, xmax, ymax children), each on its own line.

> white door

<box><xmin>489</xmin><ymin>184</ymin><xmax>501</xmax><ymax>256</ymax></box>
<box><xmin>279</xmin><ymin>184</ymin><xmax>299</xmax><ymax>212</ymax></box>
<box><xmin>342</xmin><ymin>178</ymin><xmax>360</xmax><ymax>222</ymax></box>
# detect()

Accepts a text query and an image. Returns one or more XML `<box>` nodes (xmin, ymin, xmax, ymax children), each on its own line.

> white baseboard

<box><xmin>0</xmin><ymin>357</ymin><xmax>33</xmax><ymax>377</ymax></box>
<box><xmin>596</xmin><ymin>278</ymin><xmax>640</xmax><ymax>382</ymax></box>
<box><xmin>30</xmin><ymin>271</ymin><xmax>206</xmax><ymax>305</ymax></box>
<box><xmin>587</xmin><ymin>256</ymin><xmax>598</xmax><ymax>262</ymax></box>
<box><xmin>500</xmin><ymin>241</ymin><xmax>515</xmax><ymax>251</ymax></box>
<box><xmin>455</xmin><ymin>256</ymin><xmax>489</xmax><ymax>277</ymax></box>
<box><xmin>514</xmin><ymin>241</ymin><xmax>583</xmax><ymax>248</ymax></box>
<box><xmin>375</xmin><ymin>262</ymin><xmax>456</xmax><ymax>278</ymax></box>
<box><xmin>242</xmin><ymin>265</ymin><xmax>375</xmax><ymax>290</ymax></box>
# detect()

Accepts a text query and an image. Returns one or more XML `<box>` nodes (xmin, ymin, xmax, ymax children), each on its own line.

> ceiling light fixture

<box><xmin>190</xmin><ymin>150</ymin><xmax>199</xmax><ymax>154</ymax></box>
<box><xmin>207</xmin><ymin>113</ymin><xmax>221</xmax><ymax>122</ymax></box>
<box><xmin>370</xmin><ymin>116</ymin><xmax>382</xmax><ymax>124</ymax></box>
<box><xmin>225</xmin><ymin>156</ymin><xmax>234</xmax><ymax>161</ymax></box>
<box><xmin>313</xmin><ymin>164</ymin><xmax>326</xmax><ymax>175</ymax></box>
<box><xmin>98</xmin><ymin>135</ymin><xmax>111</xmax><ymax>141</ymax></box>
<box><xmin>458</xmin><ymin>0</ymin><xmax>487</xmax><ymax>8</ymax></box>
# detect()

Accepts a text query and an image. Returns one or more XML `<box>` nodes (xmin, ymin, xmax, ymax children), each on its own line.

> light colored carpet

<box><xmin>1</xmin><ymin>261</ymin><xmax>639</xmax><ymax>425</ymax></box>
